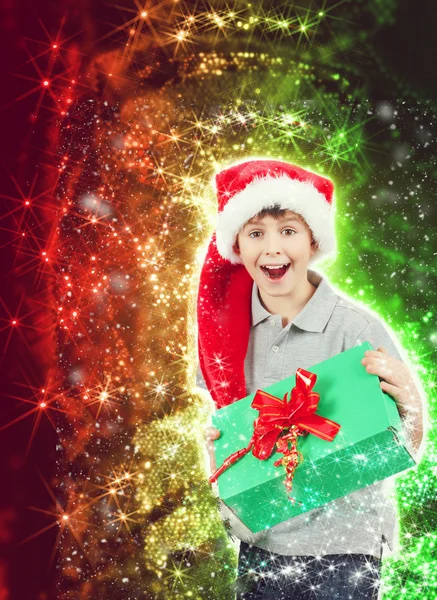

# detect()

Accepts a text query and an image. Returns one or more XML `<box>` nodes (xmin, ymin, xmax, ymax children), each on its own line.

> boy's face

<box><xmin>233</xmin><ymin>210</ymin><xmax>317</xmax><ymax>299</ymax></box>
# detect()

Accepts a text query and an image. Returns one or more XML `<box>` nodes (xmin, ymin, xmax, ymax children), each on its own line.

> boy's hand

<box><xmin>361</xmin><ymin>347</ymin><xmax>423</xmax><ymax>452</ymax></box>
<box><xmin>204</xmin><ymin>426</ymin><xmax>221</xmax><ymax>475</ymax></box>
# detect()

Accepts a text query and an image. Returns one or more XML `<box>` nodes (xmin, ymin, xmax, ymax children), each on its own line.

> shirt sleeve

<box><xmin>353</xmin><ymin>317</ymin><xmax>424</xmax><ymax>462</ymax></box>
<box><xmin>352</xmin><ymin>317</ymin><xmax>403</xmax><ymax>361</ymax></box>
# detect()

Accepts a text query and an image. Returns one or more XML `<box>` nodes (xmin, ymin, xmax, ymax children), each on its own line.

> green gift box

<box><xmin>212</xmin><ymin>342</ymin><xmax>416</xmax><ymax>533</ymax></box>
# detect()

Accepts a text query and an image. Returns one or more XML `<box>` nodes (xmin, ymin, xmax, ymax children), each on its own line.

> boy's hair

<box><xmin>232</xmin><ymin>204</ymin><xmax>318</xmax><ymax>252</ymax></box>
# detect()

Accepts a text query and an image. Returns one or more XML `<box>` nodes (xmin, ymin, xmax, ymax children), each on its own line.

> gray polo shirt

<box><xmin>196</xmin><ymin>269</ymin><xmax>415</xmax><ymax>558</ymax></box>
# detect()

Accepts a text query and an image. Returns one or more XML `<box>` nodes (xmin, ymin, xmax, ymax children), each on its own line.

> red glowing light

<box><xmin>43</xmin><ymin>80</ymin><xmax>50</xmax><ymax>87</ymax></box>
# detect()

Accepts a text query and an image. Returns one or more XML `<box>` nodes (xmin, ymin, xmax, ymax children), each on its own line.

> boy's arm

<box><xmin>354</xmin><ymin>318</ymin><xmax>426</xmax><ymax>463</ymax></box>
<box><xmin>195</xmin><ymin>361</ymin><xmax>262</xmax><ymax>544</ymax></box>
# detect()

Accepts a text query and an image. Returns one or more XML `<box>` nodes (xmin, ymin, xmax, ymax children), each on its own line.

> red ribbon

<box><xmin>209</xmin><ymin>368</ymin><xmax>341</xmax><ymax>497</ymax></box>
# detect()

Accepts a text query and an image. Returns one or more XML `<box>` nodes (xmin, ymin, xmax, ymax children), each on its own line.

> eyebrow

<box><xmin>244</xmin><ymin>216</ymin><xmax>302</xmax><ymax>227</ymax></box>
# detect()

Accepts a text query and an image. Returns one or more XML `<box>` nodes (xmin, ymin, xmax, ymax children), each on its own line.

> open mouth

<box><xmin>260</xmin><ymin>263</ymin><xmax>291</xmax><ymax>281</ymax></box>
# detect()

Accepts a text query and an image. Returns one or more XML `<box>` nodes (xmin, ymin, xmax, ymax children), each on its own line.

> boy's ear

<box><xmin>310</xmin><ymin>237</ymin><xmax>319</xmax><ymax>255</ymax></box>
<box><xmin>232</xmin><ymin>238</ymin><xmax>240</xmax><ymax>255</ymax></box>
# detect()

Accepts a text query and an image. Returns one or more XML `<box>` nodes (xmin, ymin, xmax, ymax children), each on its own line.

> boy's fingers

<box><xmin>362</xmin><ymin>357</ymin><xmax>389</xmax><ymax>367</ymax></box>
<box><xmin>363</xmin><ymin>350</ymin><xmax>389</xmax><ymax>359</ymax></box>
<box><xmin>206</xmin><ymin>439</ymin><xmax>216</xmax><ymax>455</ymax></box>
<box><xmin>364</xmin><ymin>362</ymin><xmax>390</xmax><ymax>377</ymax></box>
<box><xmin>204</xmin><ymin>428</ymin><xmax>220</xmax><ymax>475</ymax></box>
<box><xmin>206</xmin><ymin>438</ymin><xmax>216</xmax><ymax>455</ymax></box>
<box><xmin>204</xmin><ymin>427</ymin><xmax>221</xmax><ymax>440</ymax></box>
<box><xmin>380</xmin><ymin>380</ymin><xmax>399</xmax><ymax>395</ymax></box>
<box><xmin>363</xmin><ymin>358</ymin><xmax>406</xmax><ymax>381</ymax></box>
<box><xmin>205</xmin><ymin>438</ymin><xmax>217</xmax><ymax>473</ymax></box>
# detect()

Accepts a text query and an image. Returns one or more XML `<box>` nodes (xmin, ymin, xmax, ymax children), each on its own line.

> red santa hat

<box><xmin>197</xmin><ymin>158</ymin><xmax>336</xmax><ymax>408</ymax></box>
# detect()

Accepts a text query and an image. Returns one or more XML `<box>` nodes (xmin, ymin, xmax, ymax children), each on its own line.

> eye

<box><xmin>282</xmin><ymin>228</ymin><xmax>296</xmax><ymax>235</ymax></box>
<box><xmin>248</xmin><ymin>231</ymin><xmax>263</xmax><ymax>238</ymax></box>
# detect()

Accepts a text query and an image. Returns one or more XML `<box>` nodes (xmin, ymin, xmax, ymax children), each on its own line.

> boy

<box><xmin>196</xmin><ymin>159</ymin><xmax>424</xmax><ymax>599</ymax></box>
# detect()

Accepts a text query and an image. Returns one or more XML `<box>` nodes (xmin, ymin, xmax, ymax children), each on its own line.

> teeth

<box><xmin>262</xmin><ymin>264</ymin><xmax>289</xmax><ymax>269</ymax></box>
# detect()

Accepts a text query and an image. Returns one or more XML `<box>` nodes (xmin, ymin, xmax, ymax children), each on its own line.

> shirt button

<box><xmin>272</xmin><ymin>345</ymin><xmax>279</xmax><ymax>352</ymax></box>
<box><xmin>269</xmin><ymin>317</ymin><xmax>276</xmax><ymax>326</ymax></box>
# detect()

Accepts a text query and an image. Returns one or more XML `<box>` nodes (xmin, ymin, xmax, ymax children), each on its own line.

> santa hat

<box><xmin>197</xmin><ymin>158</ymin><xmax>336</xmax><ymax>408</ymax></box>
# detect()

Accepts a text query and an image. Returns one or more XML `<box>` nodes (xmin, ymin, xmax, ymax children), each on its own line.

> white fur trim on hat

<box><xmin>215</xmin><ymin>174</ymin><xmax>337</xmax><ymax>265</ymax></box>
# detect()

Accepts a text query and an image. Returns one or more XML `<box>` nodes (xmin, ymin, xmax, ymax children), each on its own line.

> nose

<box><xmin>263</xmin><ymin>234</ymin><xmax>284</xmax><ymax>256</ymax></box>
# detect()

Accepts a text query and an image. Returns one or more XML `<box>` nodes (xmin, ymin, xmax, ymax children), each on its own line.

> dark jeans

<box><xmin>235</xmin><ymin>541</ymin><xmax>382</xmax><ymax>599</ymax></box>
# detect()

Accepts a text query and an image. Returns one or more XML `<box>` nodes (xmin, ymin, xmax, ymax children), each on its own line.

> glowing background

<box><xmin>0</xmin><ymin>1</ymin><xmax>436</xmax><ymax>598</ymax></box>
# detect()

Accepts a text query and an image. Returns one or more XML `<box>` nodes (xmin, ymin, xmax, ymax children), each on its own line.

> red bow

<box><xmin>209</xmin><ymin>368</ymin><xmax>341</xmax><ymax>496</ymax></box>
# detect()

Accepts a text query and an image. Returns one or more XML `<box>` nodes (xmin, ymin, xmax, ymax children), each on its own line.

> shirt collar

<box><xmin>251</xmin><ymin>269</ymin><xmax>339</xmax><ymax>333</ymax></box>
